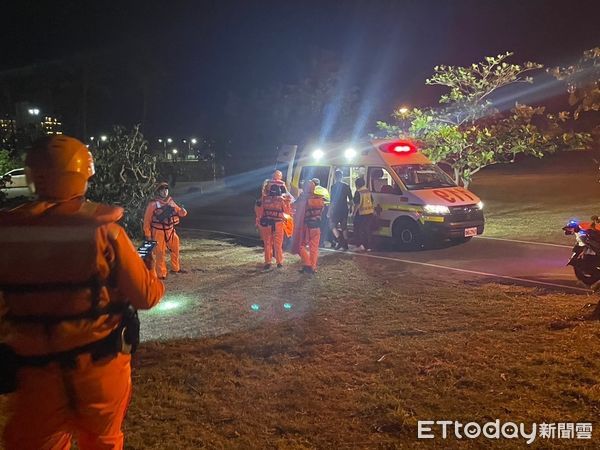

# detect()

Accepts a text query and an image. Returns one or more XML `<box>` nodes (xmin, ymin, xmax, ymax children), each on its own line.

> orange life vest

<box><xmin>150</xmin><ymin>197</ymin><xmax>181</xmax><ymax>231</ymax></box>
<box><xmin>265</xmin><ymin>179</ymin><xmax>288</xmax><ymax>194</ymax></box>
<box><xmin>0</xmin><ymin>200</ymin><xmax>128</xmax><ymax>357</ymax></box>
<box><xmin>262</xmin><ymin>195</ymin><xmax>286</xmax><ymax>221</ymax></box>
<box><xmin>305</xmin><ymin>196</ymin><xmax>325</xmax><ymax>226</ymax></box>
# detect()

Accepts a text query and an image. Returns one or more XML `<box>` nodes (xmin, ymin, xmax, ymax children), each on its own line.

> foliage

<box><xmin>0</xmin><ymin>129</ymin><xmax>23</xmax><ymax>207</ymax></box>
<box><xmin>378</xmin><ymin>52</ymin><xmax>591</xmax><ymax>187</ymax></box>
<box><xmin>0</xmin><ymin>149</ymin><xmax>18</xmax><ymax>176</ymax></box>
<box><xmin>549</xmin><ymin>47</ymin><xmax>600</xmax><ymax>119</ymax></box>
<box><xmin>86</xmin><ymin>125</ymin><xmax>158</xmax><ymax>238</ymax></box>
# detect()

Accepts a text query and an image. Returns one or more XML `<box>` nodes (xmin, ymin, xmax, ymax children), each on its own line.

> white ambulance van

<box><xmin>276</xmin><ymin>139</ymin><xmax>484</xmax><ymax>248</ymax></box>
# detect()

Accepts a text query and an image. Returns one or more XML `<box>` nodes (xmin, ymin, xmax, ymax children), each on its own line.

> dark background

<box><xmin>1</xmin><ymin>0</ymin><xmax>598</xmax><ymax>167</ymax></box>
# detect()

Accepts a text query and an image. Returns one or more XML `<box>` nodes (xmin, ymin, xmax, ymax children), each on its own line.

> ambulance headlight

<box><xmin>476</xmin><ymin>201</ymin><xmax>484</xmax><ymax>210</ymax></box>
<box><xmin>424</xmin><ymin>204</ymin><xmax>450</xmax><ymax>215</ymax></box>
<box><xmin>312</xmin><ymin>149</ymin><xmax>324</xmax><ymax>161</ymax></box>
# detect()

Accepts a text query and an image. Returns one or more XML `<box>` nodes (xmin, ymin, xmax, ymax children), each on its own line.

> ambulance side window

<box><xmin>333</xmin><ymin>166</ymin><xmax>362</xmax><ymax>193</ymax></box>
<box><xmin>368</xmin><ymin>167</ymin><xmax>401</xmax><ymax>194</ymax></box>
<box><xmin>299</xmin><ymin>166</ymin><xmax>331</xmax><ymax>189</ymax></box>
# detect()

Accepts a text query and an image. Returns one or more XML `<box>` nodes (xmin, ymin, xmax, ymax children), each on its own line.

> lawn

<box><xmin>471</xmin><ymin>150</ymin><xmax>600</xmax><ymax>244</ymax></box>
<box><xmin>117</xmin><ymin>236</ymin><xmax>600</xmax><ymax>448</ymax></box>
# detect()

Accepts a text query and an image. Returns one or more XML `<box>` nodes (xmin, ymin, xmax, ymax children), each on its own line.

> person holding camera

<box><xmin>0</xmin><ymin>136</ymin><xmax>165</xmax><ymax>449</ymax></box>
<box><xmin>143</xmin><ymin>181</ymin><xmax>188</xmax><ymax>279</ymax></box>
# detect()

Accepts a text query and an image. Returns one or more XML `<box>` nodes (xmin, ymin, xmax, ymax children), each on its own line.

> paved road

<box><xmin>179</xmin><ymin>188</ymin><xmax>584</xmax><ymax>293</ymax></box>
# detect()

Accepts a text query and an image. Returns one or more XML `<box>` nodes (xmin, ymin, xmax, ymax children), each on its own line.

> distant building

<box><xmin>0</xmin><ymin>118</ymin><xmax>16</xmax><ymax>134</ymax></box>
<box><xmin>41</xmin><ymin>116</ymin><xmax>62</xmax><ymax>135</ymax></box>
<box><xmin>0</xmin><ymin>118</ymin><xmax>16</xmax><ymax>147</ymax></box>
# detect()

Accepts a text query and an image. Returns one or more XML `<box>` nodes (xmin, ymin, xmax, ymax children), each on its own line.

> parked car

<box><xmin>1</xmin><ymin>168</ymin><xmax>32</xmax><ymax>199</ymax></box>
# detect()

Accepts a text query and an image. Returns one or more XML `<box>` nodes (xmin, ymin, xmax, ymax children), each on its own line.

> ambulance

<box><xmin>275</xmin><ymin>140</ymin><xmax>484</xmax><ymax>248</ymax></box>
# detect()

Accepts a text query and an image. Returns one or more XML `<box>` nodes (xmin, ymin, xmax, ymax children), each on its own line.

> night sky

<box><xmin>1</xmin><ymin>0</ymin><xmax>599</xmax><ymax>151</ymax></box>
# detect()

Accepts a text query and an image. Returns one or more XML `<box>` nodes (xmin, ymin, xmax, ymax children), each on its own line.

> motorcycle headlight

<box><xmin>424</xmin><ymin>204</ymin><xmax>450</xmax><ymax>215</ymax></box>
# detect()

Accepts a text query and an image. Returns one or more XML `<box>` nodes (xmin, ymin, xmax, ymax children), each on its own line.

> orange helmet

<box><xmin>272</xmin><ymin>170</ymin><xmax>283</xmax><ymax>181</ymax></box>
<box><xmin>25</xmin><ymin>135</ymin><xmax>95</xmax><ymax>201</ymax></box>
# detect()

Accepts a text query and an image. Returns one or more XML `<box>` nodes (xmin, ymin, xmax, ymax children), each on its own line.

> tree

<box><xmin>378</xmin><ymin>52</ymin><xmax>591</xmax><ymax>187</ymax></box>
<box><xmin>86</xmin><ymin>125</ymin><xmax>158</xmax><ymax>238</ymax></box>
<box><xmin>549</xmin><ymin>47</ymin><xmax>600</xmax><ymax>119</ymax></box>
<box><xmin>0</xmin><ymin>127</ymin><xmax>21</xmax><ymax>207</ymax></box>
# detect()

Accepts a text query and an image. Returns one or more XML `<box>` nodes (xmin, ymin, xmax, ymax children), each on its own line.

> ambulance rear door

<box><xmin>274</xmin><ymin>144</ymin><xmax>298</xmax><ymax>186</ymax></box>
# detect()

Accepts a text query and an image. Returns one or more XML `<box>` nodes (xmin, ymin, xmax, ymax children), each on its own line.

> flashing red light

<box><xmin>392</xmin><ymin>144</ymin><xmax>413</xmax><ymax>153</ymax></box>
<box><xmin>379</xmin><ymin>141</ymin><xmax>417</xmax><ymax>154</ymax></box>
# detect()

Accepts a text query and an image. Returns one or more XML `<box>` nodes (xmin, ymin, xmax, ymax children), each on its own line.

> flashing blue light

<box><xmin>251</xmin><ymin>304</ymin><xmax>261</xmax><ymax>311</ymax></box>
<box><xmin>283</xmin><ymin>303</ymin><xmax>292</xmax><ymax>310</ymax></box>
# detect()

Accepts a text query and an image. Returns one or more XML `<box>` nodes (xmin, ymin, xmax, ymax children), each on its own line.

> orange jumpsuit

<box><xmin>258</xmin><ymin>195</ymin><xmax>291</xmax><ymax>265</ymax></box>
<box><xmin>0</xmin><ymin>197</ymin><xmax>164</xmax><ymax>450</ymax></box>
<box><xmin>143</xmin><ymin>196</ymin><xmax>187</xmax><ymax>278</ymax></box>
<box><xmin>295</xmin><ymin>194</ymin><xmax>325</xmax><ymax>271</ymax></box>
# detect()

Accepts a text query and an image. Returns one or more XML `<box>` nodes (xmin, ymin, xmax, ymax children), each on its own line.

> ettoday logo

<box><xmin>417</xmin><ymin>420</ymin><xmax>593</xmax><ymax>444</ymax></box>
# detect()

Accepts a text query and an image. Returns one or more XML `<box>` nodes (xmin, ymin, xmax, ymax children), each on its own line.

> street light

<box><xmin>191</xmin><ymin>138</ymin><xmax>197</xmax><ymax>145</ymax></box>
<box><xmin>100</xmin><ymin>135</ymin><xmax>107</xmax><ymax>142</ymax></box>
<box><xmin>167</xmin><ymin>138</ymin><xmax>173</xmax><ymax>144</ymax></box>
<box><xmin>158</xmin><ymin>138</ymin><xmax>163</xmax><ymax>143</ymax></box>
<box><xmin>398</xmin><ymin>106</ymin><xmax>409</xmax><ymax>115</ymax></box>
<box><xmin>28</xmin><ymin>108</ymin><xmax>40</xmax><ymax>116</ymax></box>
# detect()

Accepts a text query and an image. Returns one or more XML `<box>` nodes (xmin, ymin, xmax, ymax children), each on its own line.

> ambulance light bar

<box><xmin>379</xmin><ymin>140</ymin><xmax>417</xmax><ymax>155</ymax></box>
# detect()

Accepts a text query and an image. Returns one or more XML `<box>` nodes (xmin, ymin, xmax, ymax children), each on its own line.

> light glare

<box><xmin>312</xmin><ymin>149</ymin><xmax>324</xmax><ymax>160</ymax></box>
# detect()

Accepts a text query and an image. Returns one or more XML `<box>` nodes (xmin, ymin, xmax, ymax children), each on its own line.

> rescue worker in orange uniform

<box><xmin>0</xmin><ymin>135</ymin><xmax>165</xmax><ymax>450</ymax></box>
<box><xmin>258</xmin><ymin>182</ymin><xmax>292</xmax><ymax>270</ymax></box>
<box><xmin>291</xmin><ymin>180</ymin><xmax>325</xmax><ymax>274</ymax></box>
<box><xmin>143</xmin><ymin>181</ymin><xmax>188</xmax><ymax>279</ymax></box>
<box><xmin>265</xmin><ymin>170</ymin><xmax>288</xmax><ymax>195</ymax></box>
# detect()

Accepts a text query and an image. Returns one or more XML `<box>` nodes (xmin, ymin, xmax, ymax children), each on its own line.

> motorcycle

<box><xmin>563</xmin><ymin>217</ymin><xmax>600</xmax><ymax>286</ymax></box>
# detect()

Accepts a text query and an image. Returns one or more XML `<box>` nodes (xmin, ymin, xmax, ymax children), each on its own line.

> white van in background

<box><xmin>277</xmin><ymin>140</ymin><xmax>484</xmax><ymax>248</ymax></box>
<box><xmin>1</xmin><ymin>168</ymin><xmax>32</xmax><ymax>199</ymax></box>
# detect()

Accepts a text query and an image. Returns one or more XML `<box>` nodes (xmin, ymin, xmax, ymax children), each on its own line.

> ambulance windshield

<box><xmin>392</xmin><ymin>164</ymin><xmax>456</xmax><ymax>190</ymax></box>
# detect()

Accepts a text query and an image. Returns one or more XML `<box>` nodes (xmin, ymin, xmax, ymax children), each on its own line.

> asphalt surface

<box><xmin>177</xmin><ymin>187</ymin><xmax>586</xmax><ymax>294</ymax></box>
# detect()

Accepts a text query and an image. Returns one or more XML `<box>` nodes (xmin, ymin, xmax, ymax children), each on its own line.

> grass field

<box><xmin>109</xmin><ymin>237</ymin><xmax>600</xmax><ymax>449</ymax></box>
<box><xmin>471</xmin><ymin>150</ymin><xmax>600</xmax><ymax>244</ymax></box>
<box><xmin>2</xmin><ymin>151</ymin><xmax>600</xmax><ymax>449</ymax></box>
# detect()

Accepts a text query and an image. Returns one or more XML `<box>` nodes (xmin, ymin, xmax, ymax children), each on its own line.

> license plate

<box><xmin>464</xmin><ymin>227</ymin><xmax>477</xmax><ymax>237</ymax></box>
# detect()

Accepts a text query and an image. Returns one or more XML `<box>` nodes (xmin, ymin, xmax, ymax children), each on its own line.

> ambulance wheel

<box><xmin>392</xmin><ymin>219</ymin><xmax>422</xmax><ymax>249</ymax></box>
